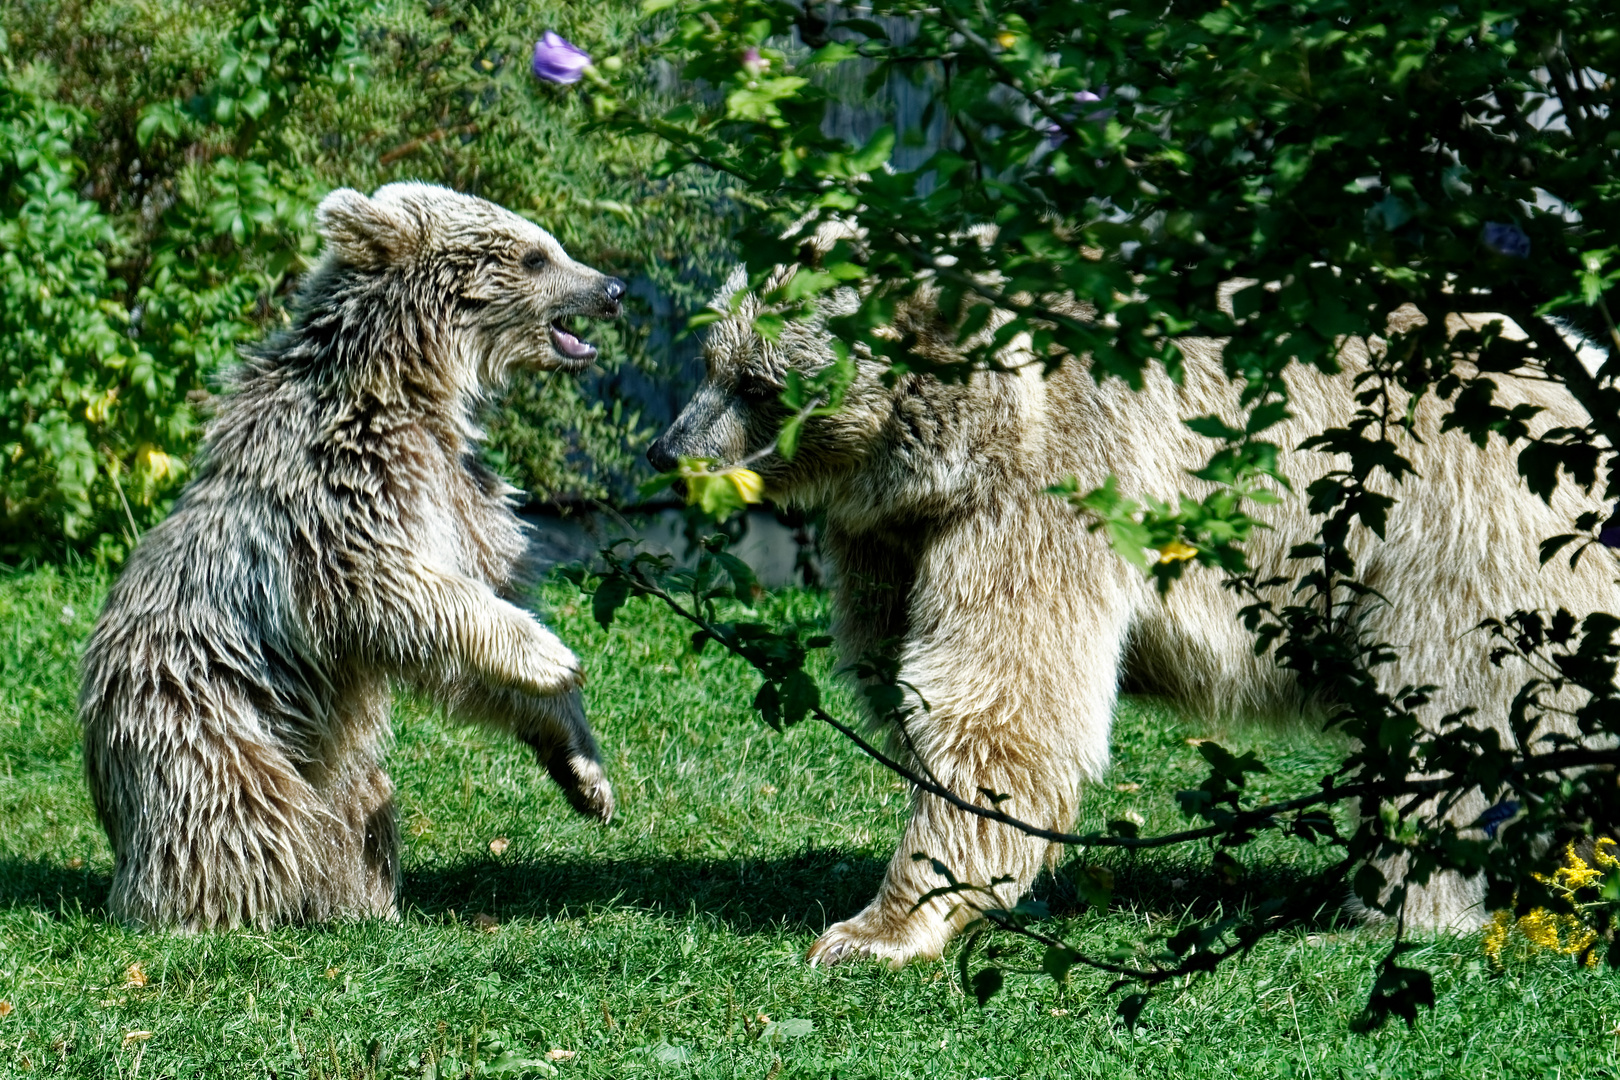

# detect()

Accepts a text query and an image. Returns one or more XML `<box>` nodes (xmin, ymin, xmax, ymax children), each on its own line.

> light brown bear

<box><xmin>81</xmin><ymin>182</ymin><xmax>624</xmax><ymax>930</ymax></box>
<box><xmin>647</xmin><ymin>262</ymin><xmax>1618</xmax><ymax>967</ymax></box>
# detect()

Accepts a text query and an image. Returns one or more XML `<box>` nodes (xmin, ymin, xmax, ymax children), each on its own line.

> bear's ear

<box><xmin>316</xmin><ymin>188</ymin><xmax>416</xmax><ymax>269</ymax></box>
<box><xmin>709</xmin><ymin>264</ymin><xmax>751</xmax><ymax>314</ymax></box>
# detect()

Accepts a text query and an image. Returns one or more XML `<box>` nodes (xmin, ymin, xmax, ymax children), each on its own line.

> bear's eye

<box><xmin>737</xmin><ymin>375</ymin><xmax>783</xmax><ymax>404</ymax></box>
<box><xmin>520</xmin><ymin>249</ymin><xmax>548</xmax><ymax>272</ymax></box>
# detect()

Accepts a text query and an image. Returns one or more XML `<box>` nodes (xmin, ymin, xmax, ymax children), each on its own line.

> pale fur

<box><xmin>81</xmin><ymin>183</ymin><xmax>625</xmax><ymax>931</ymax></box>
<box><xmin>648</xmin><ymin>267</ymin><xmax>1618</xmax><ymax>967</ymax></box>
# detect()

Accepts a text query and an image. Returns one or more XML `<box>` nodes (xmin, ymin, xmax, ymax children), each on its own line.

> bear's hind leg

<box><xmin>97</xmin><ymin>716</ymin><xmax>332</xmax><ymax>930</ymax></box>
<box><xmin>317</xmin><ymin>757</ymin><xmax>401</xmax><ymax>920</ymax></box>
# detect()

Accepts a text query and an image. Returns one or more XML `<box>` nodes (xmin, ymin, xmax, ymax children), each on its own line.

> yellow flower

<box><xmin>1555</xmin><ymin>845</ymin><xmax>1602</xmax><ymax>891</ymax></box>
<box><xmin>727</xmin><ymin>467</ymin><xmax>765</xmax><ymax>504</ymax></box>
<box><xmin>995</xmin><ymin>30</ymin><xmax>1018</xmax><ymax>49</ymax></box>
<box><xmin>1518</xmin><ymin>908</ymin><xmax>1562</xmax><ymax>951</ymax></box>
<box><xmin>1157</xmin><ymin>539</ymin><xmax>1198</xmax><ymax>563</ymax></box>
<box><xmin>1483</xmin><ymin>910</ymin><xmax>1511</xmax><ymax>967</ymax></box>
<box><xmin>140</xmin><ymin>447</ymin><xmax>179</xmax><ymax>483</ymax></box>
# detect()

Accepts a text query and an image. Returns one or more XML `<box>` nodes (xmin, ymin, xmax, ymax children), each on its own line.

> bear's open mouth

<box><xmin>550</xmin><ymin>317</ymin><xmax>598</xmax><ymax>364</ymax></box>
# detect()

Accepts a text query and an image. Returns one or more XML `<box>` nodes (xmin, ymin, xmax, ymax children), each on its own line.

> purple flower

<box><xmin>1483</xmin><ymin>221</ymin><xmax>1531</xmax><ymax>258</ymax></box>
<box><xmin>741</xmin><ymin>47</ymin><xmax>769</xmax><ymax>76</ymax></box>
<box><xmin>533</xmin><ymin>31</ymin><xmax>590</xmax><ymax>85</ymax></box>
<box><xmin>1073</xmin><ymin>88</ymin><xmax>1114</xmax><ymax>121</ymax></box>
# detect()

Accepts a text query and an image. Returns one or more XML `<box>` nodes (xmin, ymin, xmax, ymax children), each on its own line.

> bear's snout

<box><xmin>646</xmin><ymin>434</ymin><xmax>678</xmax><ymax>474</ymax></box>
<box><xmin>601</xmin><ymin>277</ymin><xmax>627</xmax><ymax>317</ymax></box>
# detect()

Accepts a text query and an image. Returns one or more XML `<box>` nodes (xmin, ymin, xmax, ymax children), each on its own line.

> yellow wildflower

<box><xmin>1157</xmin><ymin>539</ymin><xmax>1198</xmax><ymax>563</ymax></box>
<box><xmin>1486</xmin><ymin>840</ymin><xmax>1612</xmax><ymax>969</ymax></box>
<box><xmin>139</xmin><ymin>446</ymin><xmax>179</xmax><ymax>483</ymax></box>
<box><xmin>1554</xmin><ymin>845</ymin><xmax>1603</xmax><ymax>891</ymax></box>
<box><xmin>727</xmin><ymin>467</ymin><xmax>764</xmax><ymax>504</ymax></box>
<box><xmin>1483</xmin><ymin>910</ymin><xmax>1511</xmax><ymax>966</ymax></box>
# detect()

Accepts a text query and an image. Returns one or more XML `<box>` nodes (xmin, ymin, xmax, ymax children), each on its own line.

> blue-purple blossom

<box><xmin>1483</xmin><ymin>221</ymin><xmax>1531</xmax><ymax>258</ymax></box>
<box><xmin>1073</xmin><ymin>88</ymin><xmax>1113</xmax><ymax>120</ymax></box>
<box><xmin>533</xmin><ymin>31</ymin><xmax>590</xmax><ymax>85</ymax></box>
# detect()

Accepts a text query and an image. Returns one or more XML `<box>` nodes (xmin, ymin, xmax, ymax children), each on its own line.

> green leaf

<box><xmin>1245</xmin><ymin>401</ymin><xmax>1291</xmax><ymax>435</ymax></box>
<box><xmin>754</xmin><ymin>681</ymin><xmax>782</xmax><ymax>729</ymax></box>
<box><xmin>849</xmin><ymin>125</ymin><xmax>895</xmax><ymax>174</ymax></box>
<box><xmin>1041</xmin><ymin>945</ymin><xmax>1077</xmax><ymax>983</ymax></box>
<box><xmin>592</xmin><ymin>575</ymin><xmax>631</xmax><ymax>630</ymax></box>
<box><xmin>1185</xmin><ymin>414</ymin><xmax>1244</xmax><ymax>441</ymax></box>
<box><xmin>631</xmin><ymin>1043</ymin><xmax>692</xmax><ymax>1064</ymax></box>
<box><xmin>712</xmin><ymin>549</ymin><xmax>760</xmax><ymax>602</ymax></box>
<box><xmin>777</xmin><ymin>414</ymin><xmax>805</xmax><ymax>459</ymax></box>
<box><xmin>1073</xmin><ymin>864</ymin><xmax>1115</xmax><ymax>910</ymax></box>
<box><xmin>486</xmin><ymin>1050</ymin><xmax>558</xmax><ymax>1076</ymax></box>
<box><xmin>781</xmin><ymin>668</ymin><xmax>819</xmax><ymax>725</ymax></box>
<box><xmin>1117</xmin><ymin>992</ymin><xmax>1150</xmax><ymax>1028</ymax></box>
<box><xmin>241</xmin><ymin>88</ymin><xmax>271</xmax><ymax>119</ymax></box>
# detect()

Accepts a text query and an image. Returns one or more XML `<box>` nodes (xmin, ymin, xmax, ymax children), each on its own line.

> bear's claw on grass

<box><xmin>544</xmin><ymin>749</ymin><xmax>615</xmax><ymax>823</ymax></box>
<box><xmin>805</xmin><ymin>922</ymin><xmax>919</xmax><ymax>969</ymax></box>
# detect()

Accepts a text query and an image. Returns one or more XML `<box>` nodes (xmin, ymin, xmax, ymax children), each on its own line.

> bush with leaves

<box><xmin>0</xmin><ymin>58</ymin><xmax>157</xmax><ymax>557</ymax></box>
<box><xmin>581</xmin><ymin>0</ymin><xmax>1620</xmax><ymax>1030</ymax></box>
<box><xmin>0</xmin><ymin>0</ymin><xmax>735</xmax><ymax>560</ymax></box>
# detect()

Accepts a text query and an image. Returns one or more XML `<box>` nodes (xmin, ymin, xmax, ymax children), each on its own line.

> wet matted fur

<box><xmin>649</xmin><ymin>260</ymin><xmax>1619</xmax><ymax>967</ymax></box>
<box><xmin>81</xmin><ymin>183</ymin><xmax>626</xmax><ymax>930</ymax></box>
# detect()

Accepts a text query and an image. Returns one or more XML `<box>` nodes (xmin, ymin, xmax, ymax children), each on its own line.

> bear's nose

<box><xmin>646</xmin><ymin>436</ymin><xmax>677</xmax><ymax>474</ymax></box>
<box><xmin>604</xmin><ymin>277</ymin><xmax>627</xmax><ymax>303</ymax></box>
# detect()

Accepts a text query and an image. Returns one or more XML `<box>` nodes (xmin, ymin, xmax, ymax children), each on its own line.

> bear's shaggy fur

<box><xmin>648</xmin><ymin>263</ymin><xmax>1618</xmax><ymax>967</ymax></box>
<box><xmin>81</xmin><ymin>183</ymin><xmax>625</xmax><ymax>930</ymax></box>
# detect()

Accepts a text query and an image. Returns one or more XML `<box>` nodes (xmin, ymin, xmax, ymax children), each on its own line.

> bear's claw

<box><xmin>806</xmin><ymin>917</ymin><xmax>936</xmax><ymax>968</ymax></box>
<box><xmin>544</xmin><ymin>749</ymin><xmax>615</xmax><ymax>823</ymax></box>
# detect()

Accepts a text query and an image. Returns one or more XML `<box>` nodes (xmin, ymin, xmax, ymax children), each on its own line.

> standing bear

<box><xmin>81</xmin><ymin>182</ymin><xmax>624</xmax><ymax>931</ymax></box>
<box><xmin>648</xmin><ymin>260</ymin><xmax>1619</xmax><ymax>967</ymax></box>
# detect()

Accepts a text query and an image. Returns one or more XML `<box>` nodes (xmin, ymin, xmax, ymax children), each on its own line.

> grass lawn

<box><xmin>3</xmin><ymin>564</ymin><xmax>1619</xmax><ymax>1079</ymax></box>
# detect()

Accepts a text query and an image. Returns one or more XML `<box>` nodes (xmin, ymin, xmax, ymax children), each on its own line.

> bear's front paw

<box><xmin>544</xmin><ymin>749</ymin><xmax>615</xmax><ymax>823</ymax></box>
<box><xmin>805</xmin><ymin>914</ymin><xmax>943</xmax><ymax>969</ymax></box>
<box><xmin>527</xmin><ymin>630</ymin><xmax>585</xmax><ymax>695</ymax></box>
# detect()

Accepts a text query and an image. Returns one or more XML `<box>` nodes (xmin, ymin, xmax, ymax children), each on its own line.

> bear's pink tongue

<box><xmin>550</xmin><ymin>322</ymin><xmax>597</xmax><ymax>361</ymax></box>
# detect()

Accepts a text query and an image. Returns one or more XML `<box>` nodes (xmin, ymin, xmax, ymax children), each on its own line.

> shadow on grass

<box><xmin>403</xmin><ymin>847</ymin><xmax>1355</xmax><ymax>935</ymax></box>
<box><xmin>401</xmin><ymin>846</ymin><xmax>890</xmax><ymax>933</ymax></box>
<box><xmin>1036</xmin><ymin>851</ymin><xmax>1357</xmax><ymax>932</ymax></box>
<box><xmin>0</xmin><ymin>850</ymin><xmax>1353</xmax><ymax>935</ymax></box>
<box><xmin>0</xmin><ymin>856</ymin><xmax>110</xmax><ymax>918</ymax></box>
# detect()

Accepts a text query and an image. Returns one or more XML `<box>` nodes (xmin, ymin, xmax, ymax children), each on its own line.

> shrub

<box><xmin>596</xmin><ymin>0</ymin><xmax>1620</xmax><ymax>1029</ymax></box>
<box><xmin>0</xmin><ymin>58</ymin><xmax>163</xmax><ymax>558</ymax></box>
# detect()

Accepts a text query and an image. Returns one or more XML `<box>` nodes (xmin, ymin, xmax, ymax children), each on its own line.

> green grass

<box><xmin>3</xmin><ymin>566</ymin><xmax>1619</xmax><ymax>1079</ymax></box>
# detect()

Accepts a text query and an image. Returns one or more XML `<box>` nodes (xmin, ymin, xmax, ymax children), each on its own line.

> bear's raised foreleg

<box><xmin>355</xmin><ymin>564</ymin><xmax>613</xmax><ymax>820</ymax></box>
<box><xmin>376</xmin><ymin>565</ymin><xmax>585</xmax><ymax>697</ymax></box>
<box><xmin>454</xmin><ymin>683</ymin><xmax>615</xmax><ymax>822</ymax></box>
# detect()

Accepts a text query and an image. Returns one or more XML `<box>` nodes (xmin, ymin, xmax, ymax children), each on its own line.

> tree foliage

<box><xmin>591</xmin><ymin>0</ymin><xmax>1620</xmax><ymax>1028</ymax></box>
